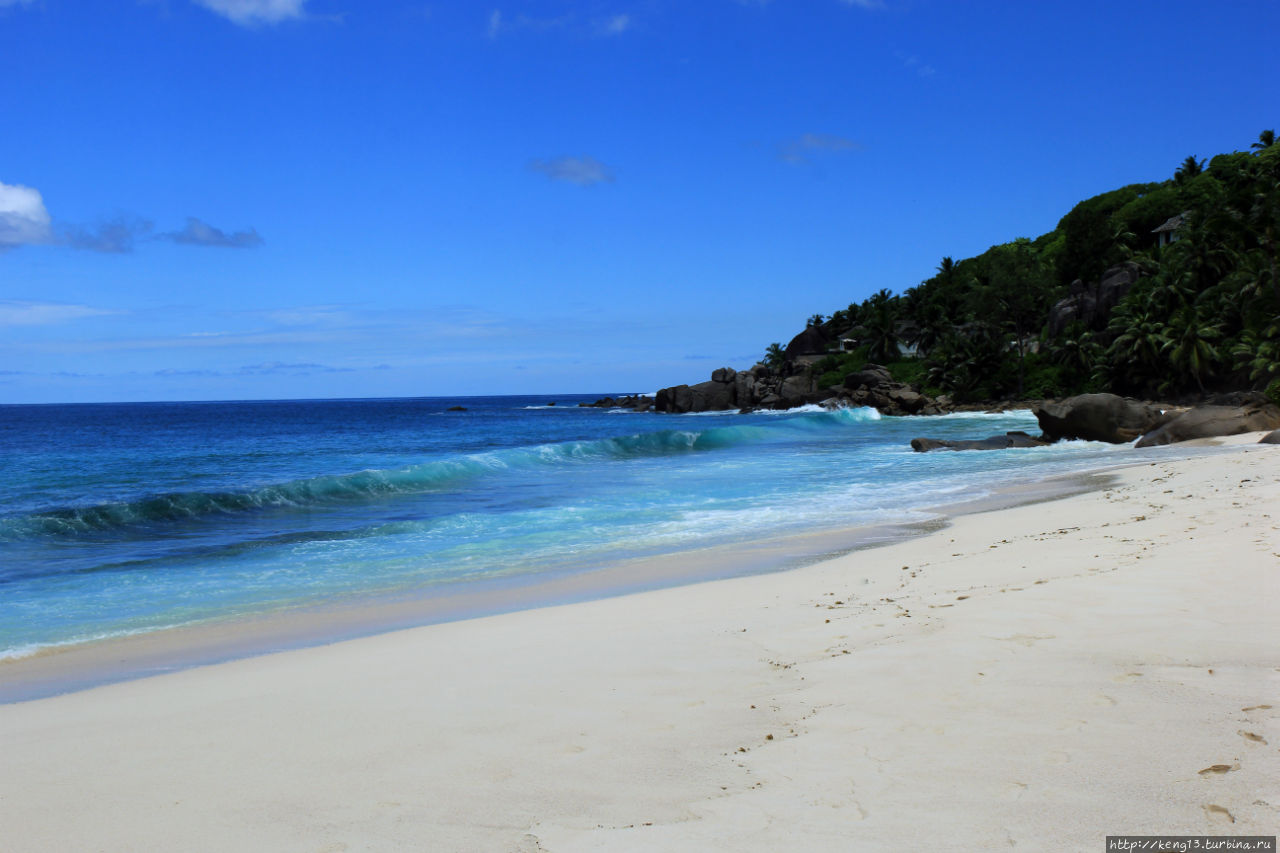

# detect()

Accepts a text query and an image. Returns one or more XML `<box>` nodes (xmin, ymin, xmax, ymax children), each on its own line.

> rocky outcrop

<box><xmin>1134</xmin><ymin>403</ymin><xmax>1280</xmax><ymax>447</ymax></box>
<box><xmin>842</xmin><ymin>365</ymin><xmax>892</xmax><ymax>391</ymax></box>
<box><xmin>654</xmin><ymin>380</ymin><xmax>734</xmax><ymax>414</ymax></box>
<box><xmin>654</xmin><ymin>360</ymin><xmax>941</xmax><ymax>415</ymax></box>
<box><xmin>1047</xmin><ymin>261</ymin><xmax>1143</xmax><ymax>338</ymax></box>
<box><xmin>582</xmin><ymin>394</ymin><xmax>655</xmax><ymax>411</ymax></box>
<box><xmin>1034</xmin><ymin>393</ymin><xmax>1171</xmax><ymax>443</ymax></box>
<box><xmin>783</xmin><ymin>326</ymin><xmax>829</xmax><ymax>360</ymax></box>
<box><xmin>1260</xmin><ymin>429</ymin><xmax>1280</xmax><ymax>445</ymax></box>
<box><xmin>911</xmin><ymin>431</ymin><xmax>1049</xmax><ymax>452</ymax></box>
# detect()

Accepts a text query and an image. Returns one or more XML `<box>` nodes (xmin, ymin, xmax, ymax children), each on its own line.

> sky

<box><xmin>1</xmin><ymin>0</ymin><xmax>1276</xmax><ymax>404</ymax></box>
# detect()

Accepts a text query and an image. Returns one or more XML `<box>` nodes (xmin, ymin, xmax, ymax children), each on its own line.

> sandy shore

<box><xmin>2</xmin><ymin>438</ymin><xmax>1278</xmax><ymax>851</ymax></box>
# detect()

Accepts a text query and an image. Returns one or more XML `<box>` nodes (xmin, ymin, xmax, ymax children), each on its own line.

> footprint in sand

<box><xmin>1203</xmin><ymin>804</ymin><xmax>1235</xmax><ymax>825</ymax></box>
<box><xmin>1238</xmin><ymin>729</ymin><xmax>1268</xmax><ymax>745</ymax></box>
<box><xmin>997</xmin><ymin>633</ymin><xmax>1055</xmax><ymax>647</ymax></box>
<box><xmin>1112</xmin><ymin>672</ymin><xmax>1144</xmax><ymax>683</ymax></box>
<box><xmin>1198</xmin><ymin>763</ymin><xmax>1239</xmax><ymax>775</ymax></box>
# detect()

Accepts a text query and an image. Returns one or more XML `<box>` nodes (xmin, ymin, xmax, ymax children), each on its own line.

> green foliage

<box><xmin>1267</xmin><ymin>378</ymin><xmax>1280</xmax><ymax>406</ymax></box>
<box><xmin>756</xmin><ymin>128</ymin><xmax>1280</xmax><ymax>405</ymax></box>
<box><xmin>763</xmin><ymin>342</ymin><xmax>786</xmax><ymax>370</ymax></box>
<box><xmin>1175</xmin><ymin>155</ymin><xmax>1205</xmax><ymax>183</ymax></box>
<box><xmin>811</xmin><ymin>349</ymin><xmax>867</xmax><ymax>389</ymax></box>
<box><xmin>1112</xmin><ymin>184</ymin><xmax>1183</xmax><ymax>237</ymax></box>
<box><xmin>1021</xmin><ymin>355</ymin><xmax>1068</xmax><ymax>399</ymax></box>
<box><xmin>885</xmin><ymin>358</ymin><xmax>926</xmax><ymax>388</ymax></box>
<box><xmin>852</xmin><ymin>288</ymin><xmax>902</xmax><ymax>364</ymax></box>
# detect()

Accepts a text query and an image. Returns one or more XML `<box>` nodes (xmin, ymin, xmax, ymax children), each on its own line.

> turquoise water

<box><xmin>0</xmin><ymin>395</ymin><xmax>1142</xmax><ymax>660</ymax></box>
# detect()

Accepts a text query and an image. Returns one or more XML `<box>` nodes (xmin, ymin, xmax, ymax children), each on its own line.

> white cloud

<box><xmin>0</xmin><ymin>182</ymin><xmax>53</xmax><ymax>249</ymax></box>
<box><xmin>528</xmin><ymin>156</ymin><xmax>614</xmax><ymax>186</ymax></box>
<box><xmin>191</xmin><ymin>0</ymin><xmax>308</xmax><ymax>26</ymax></box>
<box><xmin>896</xmin><ymin>51</ymin><xmax>936</xmax><ymax>77</ymax></box>
<box><xmin>161</xmin><ymin>217</ymin><xmax>263</xmax><ymax>248</ymax></box>
<box><xmin>777</xmin><ymin>133</ymin><xmax>862</xmax><ymax>164</ymax></box>
<box><xmin>0</xmin><ymin>301</ymin><xmax>117</xmax><ymax>327</ymax></box>
<box><xmin>596</xmin><ymin>14</ymin><xmax>630</xmax><ymax>36</ymax></box>
<box><xmin>61</xmin><ymin>218</ymin><xmax>153</xmax><ymax>253</ymax></box>
<box><xmin>488</xmin><ymin>9</ymin><xmax>613</xmax><ymax>39</ymax></box>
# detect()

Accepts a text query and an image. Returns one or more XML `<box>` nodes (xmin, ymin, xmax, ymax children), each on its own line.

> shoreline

<box><xmin>0</xmin><ymin>449</ymin><xmax>1118</xmax><ymax>705</ymax></box>
<box><xmin>0</xmin><ymin>435</ymin><xmax>1276</xmax><ymax>849</ymax></box>
<box><xmin>0</xmin><ymin>435</ymin><xmax>1245</xmax><ymax>705</ymax></box>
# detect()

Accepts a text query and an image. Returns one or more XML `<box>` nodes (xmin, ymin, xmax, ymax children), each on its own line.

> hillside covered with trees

<box><xmin>756</xmin><ymin>129</ymin><xmax>1280</xmax><ymax>407</ymax></box>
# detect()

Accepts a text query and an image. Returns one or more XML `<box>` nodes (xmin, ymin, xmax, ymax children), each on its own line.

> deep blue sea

<box><xmin>0</xmin><ymin>395</ymin><xmax>1151</xmax><ymax>662</ymax></box>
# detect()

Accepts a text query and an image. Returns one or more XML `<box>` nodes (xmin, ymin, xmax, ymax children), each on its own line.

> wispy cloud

<box><xmin>895</xmin><ymin>51</ymin><xmax>935</xmax><ymax>77</ymax></box>
<box><xmin>236</xmin><ymin>361</ymin><xmax>354</xmax><ymax>375</ymax></box>
<box><xmin>595</xmin><ymin>14</ymin><xmax>630</xmax><ymax>36</ymax></box>
<box><xmin>777</xmin><ymin>133</ymin><xmax>862</xmax><ymax>165</ymax></box>
<box><xmin>487</xmin><ymin>9</ymin><xmax>569</xmax><ymax>38</ymax></box>
<box><xmin>0</xmin><ymin>182</ymin><xmax>53</xmax><ymax>249</ymax></box>
<box><xmin>0</xmin><ymin>301</ymin><xmax>118</xmax><ymax>327</ymax></box>
<box><xmin>191</xmin><ymin>0</ymin><xmax>309</xmax><ymax>26</ymax></box>
<box><xmin>488</xmin><ymin>9</ymin><xmax>631</xmax><ymax>39</ymax></box>
<box><xmin>528</xmin><ymin>156</ymin><xmax>615</xmax><ymax>186</ymax></box>
<box><xmin>161</xmin><ymin>217</ymin><xmax>264</xmax><ymax>248</ymax></box>
<box><xmin>59</xmin><ymin>217</ymin><xmax>154</xmax><ymax>253</ymax></box>
<box><xmin>261</xmin><ymin>305</ymin><xmax>355</xmax><ymax>326</ymax></box>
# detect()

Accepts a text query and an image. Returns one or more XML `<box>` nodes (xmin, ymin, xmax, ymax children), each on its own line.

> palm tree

<box><xmin>1252</xmin><ymin>129</ymin><xmax>1276</xmax><ymax>152</ymax></box>
<box><xmin>1243</xmin><ymin>178</ymin><xmax>1280</xmax><ymax>308</ymax></box>
<box><xmin>1110</xmin><ymin>222</ymin><xmax>1139</xmax><ymax>259</ymax></box>
<box><xmin>763</xmin><ymin>342</ymin><xmax>786</xmax><ymax>370</ymax></box>
<box><xmin>859</xmin><ymin>296</ymin><xmax>902</xmax><ymax>364</ymax></box>
<box><xmin>1162</xmin><ymin>304</ymin><xmax>1221</xmax><ymax>393</ymax></box>
<box><xmin>1230</xmin><ymin>323</ymin><xmax>1280</xmax><ymax>386</ymax></box>
<box><xmin>903</xmin><ymin>299</ymin><xmax>949</xmax><ymax>358</ymax></box>
<box><xmin>1175</xmin><ymin>155</ymin><xmax>1205</xmax><ymax>183</ymax></box>
<box><xmin>1106</xmin><ymin>306</ymin><xmax>1169</xmax><ymax>392</ymax></box>
<box><xmin>1050</xmin><ymin>322</ymin><xmax>1102</xmax><ymax>382</ymax></box>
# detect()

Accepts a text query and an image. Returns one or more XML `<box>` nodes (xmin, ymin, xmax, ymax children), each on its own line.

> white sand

<box><xmin>2</xmin><ymin>439</ymin><xmax>1278</xmax><ymax>851</ymax></box>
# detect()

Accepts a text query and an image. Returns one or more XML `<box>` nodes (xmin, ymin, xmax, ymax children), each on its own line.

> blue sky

<box><xmin>1</xmin><ymin>0</ymin><xmax>1276</xmax><ymax>403</ymax></box>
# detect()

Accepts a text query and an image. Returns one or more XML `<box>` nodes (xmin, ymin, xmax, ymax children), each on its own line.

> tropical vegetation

<box><xmin>764</xmin><ymin>130</ymin><xmax>1280</xmax><ymax>404</ymax></box>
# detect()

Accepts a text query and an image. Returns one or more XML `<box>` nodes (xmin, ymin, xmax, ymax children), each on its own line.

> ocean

<box><xmin>0</xmin><ymin>395</ymin><xmax>1176</xmax><ymax>672</ymax></box>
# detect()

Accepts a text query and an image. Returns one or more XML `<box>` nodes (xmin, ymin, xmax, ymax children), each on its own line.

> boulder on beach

<box><xmin>842</xmin><ymin>364</ymin><xmax>892</xmax><ymax>391</ymax></box>
<box><xmin>1260</xmin><ymin>429</ymin><xmax>1280</xmax><ymax>445</ymax></box>
<box><xmin>1034</xmin><ymin>393</ymin><xmax>1170</xmax><ymax>443</ymax></box>
<box><xmin>654</xmin><ymin>380</ymin><xmax>735</xmax><ymax>413</ymax></box>
<box><xmin>783</xmin><ymin>325</ymin><xmax>828</xmax><ymax>360</ymax></box>
<box><xmin>1135</xmin><ymin>403</ymin><xmax>1280</xmax><ymax>447</ymax></box>
<box><xmin>911</xmin><ymin>431</ymin><xmax>1050</xmax><ymax>453</ymax></box>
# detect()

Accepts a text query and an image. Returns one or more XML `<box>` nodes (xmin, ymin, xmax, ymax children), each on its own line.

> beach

<box><xmin>2</xmin><ymin>435</ymin><xmax>1277</xmax><ymax>851</ymax></box>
